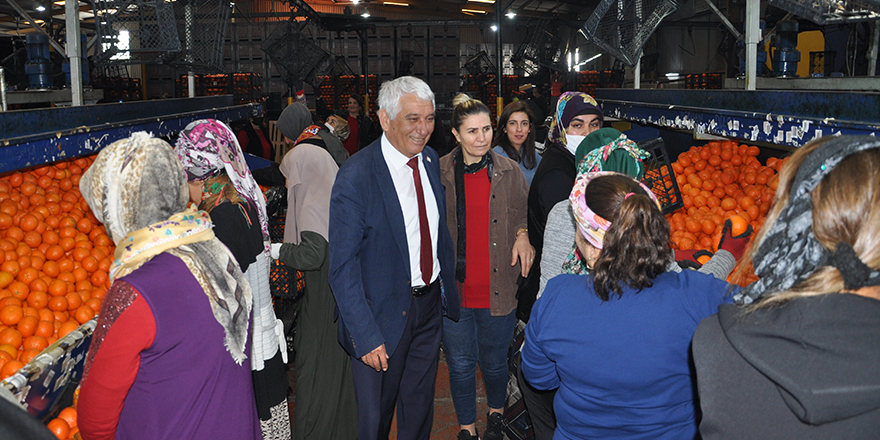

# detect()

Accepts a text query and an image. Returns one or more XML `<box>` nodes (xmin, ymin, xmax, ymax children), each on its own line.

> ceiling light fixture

<box><xmin>36</xmin><ymin>5</ymin><xmax>46</xmax><ymax>11</ymax></box>
<box><xmin>352</xmin><ymin>0</ymin><xmax>359</xmax><ymax>4</ymax></box>
<box><xmin>361</xmin><ymin>8</ymin><xmax>370</xmax><ymax>17</ymax></box>
<box><xmin>505</xmin><ymin>11</ymin><xmax>515</xmax><ymax>18</ymax></box>
<box><xmin>461</xmin><ymin>8</ymin><xmax>488</xmax><ymax>14</ymax></box>
<box><xmin>468</xmin><ymin>0</ymin><xmax>495</xmax><ymax>3</ymax></box>
<box><xmin>383</xmin><ymin>1</ymin><xmax>409</xmax><ymax>6</ymax></box>
<box><xmin>490</xmin><ymin>24</ymin><xmax>497</xmax><ymax>31</ymax></box>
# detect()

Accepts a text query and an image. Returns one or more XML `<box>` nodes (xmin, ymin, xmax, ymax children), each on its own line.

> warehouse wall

<box><xmin>655</xmin><ymin>27</ymin><xmax>727</xmax><ymax>76</ymax></box>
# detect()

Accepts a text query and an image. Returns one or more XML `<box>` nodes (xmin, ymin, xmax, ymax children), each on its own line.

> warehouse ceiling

<box><xmin>0</xmin><ymin>0</ymin><xmax>600</xmax><ymax>38</ymax></box>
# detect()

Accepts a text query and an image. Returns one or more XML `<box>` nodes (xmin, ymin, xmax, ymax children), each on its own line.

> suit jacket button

<box><xmin>492</xmin><ymin>242</ymin><xmax>497</xmax><ymax>247</ymax></box>
<box><xmin>493</xmin><ymin>268</ymin><xmax>498</xmax><ymax>273</ymax></box>
<box><xmin>494</xmin><ymin>291</ymin><xmax>499</xmax><ymax>295</ymax></box>
<box><xmin>402</xmin><ymin>311</ymin><xmax>407</xmax><ymax>316</ymax></box>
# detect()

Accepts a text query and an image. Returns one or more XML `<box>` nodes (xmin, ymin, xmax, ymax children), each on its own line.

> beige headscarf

<box><xmin>279</xmin><ymin>144</ymin><xmax>338</xmax><ymax>244</ymax></box>
<box><xmin>80</xmin><ymin>132</ymin><xmax>252</xmax><ymax>364</ymax></box>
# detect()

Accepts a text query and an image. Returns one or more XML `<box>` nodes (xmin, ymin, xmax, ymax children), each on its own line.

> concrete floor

<box><xmin>288</xmin><ymin>351</ymin><xmax>492</xmax><ymax>439</ymax></box>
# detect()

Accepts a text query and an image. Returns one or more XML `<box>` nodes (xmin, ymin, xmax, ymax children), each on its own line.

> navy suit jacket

<box><xmin>329</xmin><ymin>138</ymin><xmax>460</xmax><ymax>359</ymax></box>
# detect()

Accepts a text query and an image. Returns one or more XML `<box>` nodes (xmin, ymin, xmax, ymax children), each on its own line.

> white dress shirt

<box><xmin>381</xmin><ymin>134</ymin><xmax>440</xmax><ymax>286</ymax></box>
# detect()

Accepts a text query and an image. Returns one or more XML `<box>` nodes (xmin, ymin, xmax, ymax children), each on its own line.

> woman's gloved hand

<box><xmin>270</xmin><ymin>243</ymin><xmax>282</xmax><ymax>260</ymax></box>
<box><xmin>718</xmin><ymin>219</ymin><xmax>753</xmax><ymax>261</ymax></box>
<box><xmin>674</xmin><ymin>249</ymin><xmax>714</xmax><ymax>270</ymax></box>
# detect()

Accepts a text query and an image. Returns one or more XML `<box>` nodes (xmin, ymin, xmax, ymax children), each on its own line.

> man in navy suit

<box><xmin>329</xmin><ymin>76</ymin><xmax>460</xmax><ymax>440</ymax></box>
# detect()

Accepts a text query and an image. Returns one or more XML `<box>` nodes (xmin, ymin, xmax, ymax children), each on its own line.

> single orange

<box><xmin>58</xmin><ymin>237</ymin><xmax>75</xmax><ymax>252</ymax></box>
<box><xmin>47</xmin><ymin>296</ymin><xmax>68</xmax><ymax>312</ymax></box>
<box><xmin>0</xmin><ymin>328</ymin><xmax>23</xmax><ymax>348</ymax></box>
<box><xmin>65</xmin><ymin>291</ymin><xmax>83</xmax><ymax>311</ymax></box>
<box><xmin>34</xmin><ymin>320</ymin><xmax>54</xmax><ymax>338</ymax></box>
<box><xmin>0</xmin><ymin>344</ymin><xmax>18</xmax><ymax>359</ymax></box>
<box><xmin>7</xmin><ymin>281</ymin><xmax>29</xmax><ymax>300</ymax></box>
<box><xmin>90</xmin><ymin>270</ymin><xmax>108</xmax><ymax>288</ymax></box>
<box><xmin>57</xmin><ymin>320</ymin><xmax>80</xmax><ymax>338</ymax></box>
<box><xmin>0</xmin><ymin>272</ymin><xmax>12</xmax><ymax>289</ymax></box>
<box><xmin>44</xmin><ymin>245</ymin><xmax>64</xmax><ymax>261</ymax></box>
<box><xmin>48</xmin><ymin>280</ymin><xmax>68</xmax><ymax>297</ymax></box>
<box><xmin>16</xmin><ymin>267</ymin><xmax>38</xmax><ymax>285</ymax></box>
<box><xmin>73</xmin><ymin>305</ymin><xmax>95</xmax><ymax>324</ymax></box>
<box><xmin>0</xmin><ymin>305</ymin><xmax>23</xmax><ymax>326</ymax></box>
<box><xmin>729</xmin><ymin>215</ymin><xmax>749</xmax><ymax>236</ymax></box>
<box><xmin>1</xmin><ymin>260</ymin><xmax>21</xmax><ymax>277</ymax></box>
<box><xmin>18</xmin><ymin>348</ymin><xmax>39</xmax><ymax>364</ymax></box>
<box><xmin>1</xmin><ymin>359</ymin><xmax>24</xmax><ymax>379</ymax></box>
<box><xmin>16</xmin><ymin>316</ymin><xmax>38</xmax><ymax>338</ymax></box>
<box><xmin>46</xmin><ymin>417</ymin><xmax>71</xmax><ymax>440</ymax></box>
<box><xmin>22</xmin><ymin>335</ymin><xmax>48</xmax><ymax>352</ymax></box>
<box><xmin>57</xmin><ymin>407</ymin><xmax>78</xmax><ymax>430</ymax></box>
<box><xmin>26</xmin><ymin>291</ymin><xmax>48</xmax><ymax>309</ymax></box>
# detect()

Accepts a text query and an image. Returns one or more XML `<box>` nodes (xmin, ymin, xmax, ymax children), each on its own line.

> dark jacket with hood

<box><xmin>693</xmin><ymin>294</ymin><xmax>880</xmax><ymax>439</ymax></box>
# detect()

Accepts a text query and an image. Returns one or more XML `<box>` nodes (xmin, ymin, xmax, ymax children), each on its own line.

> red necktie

<box><xmin>407</xmin><ymin>157</ymin><xmax>433</xmax><ymax>286</ymax></box>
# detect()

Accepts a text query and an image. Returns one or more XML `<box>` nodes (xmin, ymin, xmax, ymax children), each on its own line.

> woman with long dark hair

<box><xmin>493</xmin><ymin>101</ymin><xmax>541</xmax><ymax>185</ymax></box>
<box><xmin>522</xmin><ymin>172</ymin><xmax>735</xmax><ymax>440</ymax></box>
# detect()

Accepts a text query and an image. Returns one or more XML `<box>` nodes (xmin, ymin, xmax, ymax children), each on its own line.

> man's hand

<box><xmin>361</xmin><ymin>344</ymin><xmax>389</xmax><ymax>372</ymax></box>
<box><xmin>512</xmin><ymin>234</ymin><xmax>536</xmax><ymax>278</ymax></box>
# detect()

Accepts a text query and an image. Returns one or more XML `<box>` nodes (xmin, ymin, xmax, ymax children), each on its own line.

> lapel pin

<box><xmin>426</xmin><ymin>156</ymin><xmax>431</xmax><ymax>163</ymax></box>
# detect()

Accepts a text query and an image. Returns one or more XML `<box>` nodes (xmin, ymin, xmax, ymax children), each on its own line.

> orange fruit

<box><xmin>16</xmin><ymin>267</ymin><xmax>38</xmax><ymax>285</ymax></box>
<box><xmin>0</xmin><ymin>304</ymin><xmax>23</xmax><ymax>326</ymax></box>
<box><xmin>47</xmin><ymin>296</ymin><xmax>68</xmax><ymax>312</ymax></box>
<box><xmin>16</xmin><ymin>316</ymin><xmax>38</xmax><ymax>337</ymax></box>
<box><xmin>90</xmin><ymin>270</ymin><xmax>108</xmax><ymax>288</ymax></box>
<box><xmin>0</xmin><ymin>328</ymin><xmax>22</xmax><ymax>348</ymax></box>
<box><xmin>65</xmin><ymin>291</ymin><xmax>83</xmax><ymax>310</ymax></box>
<box><xmin>0</xmin><ymin>272</ymin><xmax>12</xmax><ymax>289</ymax></box>
<box><xmin>7</xmin><ymin>281</ymin><xmax>29</xmax><ymax>300</ymax></box>
<box><xmin>18</xmin><ymin>348</ymin><xmax>39</xmax><ymax>363</ymax></box>
<box><xmin>729</xmin><ymin>215</ymin><xmax>749</xmax><ymax>236</ymax></box>
<box><xmin>47</xmin><ymin>417</ymin><xmax>70</xmax><ymax>440</ymax></box>
<box><xmin>48</xmin><ymin>280</ymin><xmax>68</xmax><ymax>297</ymax></box>
<box><xmin>57</xmin><ymin>407</ymin><xmax>78</xmax><ymax>430</ymax></box>
<box><xmin>57</xmin><ymin>320</ymin><xmax>80</xmax><ymax>338</ymax></box>
<box><xmin>1</xmin><ymin>359</ymin><xmax>24</xmax><ymax>379</ymax></box>
<box><xmin>34</xmin><ymin>320</ymin><xmax>54</xmax><ymax>338</ymax></box>
<box><xmin>58</xmin><ymin>237</ymin><xmax>75</xmax><ymax>252</ymax></box>
<box><xmin>42</xmin><ymin>260</ymin><xmax>60</xmax><ymax>278</ymax></box>
<box><xmin>22</xmin><ymin>335</ymin><xmax>48</xmax><ymax>352</ymax></box>
<box><xmin>0</xmin><ymin>344</ymin><xmax>18</xmax><ymax>359</ymax></box>
<box><xmin>1</xmin><ymin>260</ymin><xmax>20</xmax><ymax>277</ymax></box>
<box><xmin>73</xmin><ymin>305</ymin><xmax>95</xmax><ymax>324</ymax></box>
<box><xmin>18</xmin><ymin>214</ymin><xmax>38</xmax><ymax>232</ymax></box>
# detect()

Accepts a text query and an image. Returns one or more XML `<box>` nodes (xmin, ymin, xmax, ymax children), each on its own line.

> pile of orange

<box><xmin>0</xmin><ymin>155</ymin><xmax>112</xmax><ymax>381</ymax></box>
<box><xmin>654</xmin><ymin>141</ymin><xmax>787</xmax><ymax>282</ymax></box>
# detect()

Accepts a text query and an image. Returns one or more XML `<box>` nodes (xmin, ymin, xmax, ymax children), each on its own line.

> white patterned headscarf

<box><xmin>734</xmin><ymin>135</ymin><xmax>880</xmax><ymax>304</ymax></box>
<box><xmin>174</xmin><ymin>119</ymin><xmax>270</xmax><ymax>251</ymax></box>
<box><xmin>81</xmin><ymin>132</ymin><xmax>251</xmax><ymax>364</ymax></box>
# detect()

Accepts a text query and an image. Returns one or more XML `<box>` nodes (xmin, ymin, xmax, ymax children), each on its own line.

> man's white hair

<box><xmin>377</xmin><ymin>76</ymin><xmax>435</xmax><ymax>120</ymax></box>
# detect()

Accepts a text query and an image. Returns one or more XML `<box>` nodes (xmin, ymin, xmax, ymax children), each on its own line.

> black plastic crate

<box><xmin>270</xmin><ymin>259</ymin><xmax>305</xmax><ymax>300</ymax></box>
<box><xmin>637</xmin><ymin>137</ymin><xmax>684</xmax><ymax>215</ymax></box>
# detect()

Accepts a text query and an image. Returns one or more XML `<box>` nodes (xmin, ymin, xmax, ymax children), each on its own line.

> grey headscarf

<box><xmin>734</xmin><ymin>135</ymin><xmax>880</xmax><ymax>305</ymax></box>
<box><xmin>80</xmin><ymin>132</ymin><xmax>252</xmax><ymax>364</ymax></box>
<box><xmin>276</xmin><ymin>102</ymin><xmax>349</xmax><ymax>165</ymax></box>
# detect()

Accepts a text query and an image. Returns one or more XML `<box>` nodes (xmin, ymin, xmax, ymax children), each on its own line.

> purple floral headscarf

<box><xmin>174</xmin><ymin>119</ymin><xmax>270</xmax><ymax>250</ymax></box>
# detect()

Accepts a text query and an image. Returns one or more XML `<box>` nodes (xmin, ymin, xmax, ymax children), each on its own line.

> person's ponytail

<box><xmin>590</xmin><ymin>177</ymin><xmax>670</xmax><ymax>300</ymax></box>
